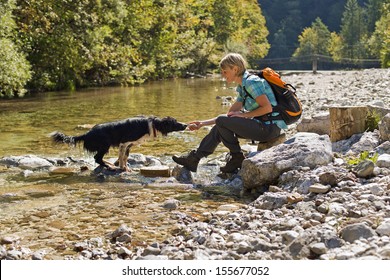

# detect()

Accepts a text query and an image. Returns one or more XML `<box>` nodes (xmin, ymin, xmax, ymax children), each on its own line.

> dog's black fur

<box><xmin>51</xmin><ymin>116</ymin><xmax>187</xmax><ymax>170</ymax></box>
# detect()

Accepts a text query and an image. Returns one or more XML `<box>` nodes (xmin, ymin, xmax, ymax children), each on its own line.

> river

<box><xmin>0</xmin><ymin>76</ymin><xmax>233</xmax><ymax>158</ymax></box>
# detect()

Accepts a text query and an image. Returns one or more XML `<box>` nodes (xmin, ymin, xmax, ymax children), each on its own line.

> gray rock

<box><xmin>379</xmin><ymin>113</ymin><xmax>390</xmax><ymax>141</ymax></box>
<box><xmin>109</xmin><ymin>224</ymin><xmax>132</xmax><ymax>240</ymax></box>
<box><xmin>296</xmin><ymin>112</ymin><xmax>330</xmax><ymax>135</ymax></box>
<box><xmin>0</xmin><ymin>245</ymin><xmax>6</xmax><ymax>259</ymax></box>
<box><xmin>142</xmin><ymin>246</ymin><xmax>161</xmax><ymax>256</ymax></box>
<box><xmin>377</xmin><ymin>154</ymin><xmax>390</xmax><ymax>168</ymax></box>
<box><xmin>376</xmin><ymin>221</ymin><xmax>390</xmax><ymax>236</ymax></box>
<box><xmin>350</xmin><ymin>131</ymin><xmax>381</xmax><ymax>154</ymax></box>
<box><xmin>310</xmin><ymin>242</ymin><xmax>327</xmax><ymax>255</ymax></box>
<box><xmin>241</xmin><ymin>133</ymin><xmax>333</xmax><ymax>190</ymax></box>
<box><xmin>353</xmin><ymin>160</ymin><xmax>375</xmax><ymax>178</ymax></box>
<box><xmin>251</xmin><ymin>192</ymin><xmax>288</xmax><ymax>210</ymax></box>
<box><xmin>172</xmin><ymin>165</ymin><xmax>193</xmax><ymax>183</ymax></box>
<box><xmin>309</xmin><ymin>183</ymin><xmax>331</xmax><ymax>194</ymax></box>
<box><xmin>116</xmin><ymin>233</ymin><xmax>132</xmax><ymax>243</ymax></box>
<box><xmin>163</xmin><ymin>199</ymin><xmax>181</xmax><ymax>210</ymax></box>
<box><xmin>6</xmin><ymin>250</ymin><xmax>23</xmax><ymax>260</ymax></box>
<box><xmin>340</xmin><ymin>223</ymin><xmax>377</xmax><ymax>243</ymax></box>
<box><xmin>0</xmin><ymin>155</ymin><xmax>53</xmax><ymax>169</ymax></box>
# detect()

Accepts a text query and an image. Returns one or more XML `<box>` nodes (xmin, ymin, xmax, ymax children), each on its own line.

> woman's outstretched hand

<box><xmin>187</xmin><ymin>121</ymin><xmax>202</xmax><ymax>131</ymax></box>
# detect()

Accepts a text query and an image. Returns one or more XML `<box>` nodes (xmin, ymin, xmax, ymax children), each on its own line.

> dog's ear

<box><xmin>164</xmin><ymin>116</ymin><xmax>176</xmax><ymax>121</ymax></box>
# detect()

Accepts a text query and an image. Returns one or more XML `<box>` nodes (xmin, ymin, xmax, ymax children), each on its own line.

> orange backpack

<box><xmin>244</xmin><ymin>67</ymin><xmax>303</xmax><ymax>125</ymax></box>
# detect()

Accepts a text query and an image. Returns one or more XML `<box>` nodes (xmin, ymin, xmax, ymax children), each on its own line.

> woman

<box><xmin>173</xmin><ymin>53</ymin><xmax>287</xmax><ymax>173</ymax></box>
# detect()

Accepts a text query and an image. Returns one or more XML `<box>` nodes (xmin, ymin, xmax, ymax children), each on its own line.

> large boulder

<box><xmin>240</xmin><ymin>133</ymin><xmax>333</xmax><ymax>191</ymax></box>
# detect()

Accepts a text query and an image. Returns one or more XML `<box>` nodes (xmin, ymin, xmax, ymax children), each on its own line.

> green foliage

<box><xmin>347</xmin><ymin>151</ymin><xmax>379</xmax><ymax>166</ymax></box>
<box><xmin>0</xmin><ymin>0</ymin><xmax>31</xmax><ymax>97</ymax></box>
<box><xmin>365</xmin><ymin>109</ymin><xmax>381</xmax><ymax>131</ymax></box>
<box><xmin>369</xmin><ymin>2</ymin><xmax>390</xmax><ymax>67</ymax></box>
<box><xmin>5</xmin><ymin>0</ymin><xmax>269</xmax><ymax>94</ymax></box>
<box><xmin>340</xmin><ymin>0</ymin><xmax>369</xmax><ymax>59</ymax></box>
<box><xmin>293</xmin><ymin>18</ymin><xmax>332</xmax><ymax>58</ymax></box>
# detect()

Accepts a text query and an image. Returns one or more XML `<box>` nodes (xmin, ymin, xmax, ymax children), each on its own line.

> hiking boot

<box><xmin>220</xmin><ymin>152</ymin><xmax>245</xmax><ymax>173</ymax></box>
<box><xmin>172</xmin><ymin>150</ymin><xmax>200</xmax><ymax>172</ymax></box>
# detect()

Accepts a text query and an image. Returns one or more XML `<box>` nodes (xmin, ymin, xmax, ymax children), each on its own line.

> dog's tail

<box><xmin>50</xmin><ymin>131</ymin><xmax>84</xmax><ymax>146</ymax></box>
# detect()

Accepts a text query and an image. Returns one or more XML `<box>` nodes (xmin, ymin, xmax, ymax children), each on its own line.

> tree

<box><xmin>328</xmin><ymin>32</ymin><xmax>344</xmax><ymax>62</ymax></box>
<box><xmin>227</xmin><ymin>0</ymin><xmax>270</xmax><ymax>66</ymax></box>
<box><xmin>365</xmin><ymin>0</ymin><xmax>387</xmax><ymax>33</ymax></box>
<box><xmin>0</xmin><ymin>0</ymin><xmax>31</xmax><ymax>97</ymax></box>
<box><xmin>292</xmin><ymin>18</ymin><xmax>332</xmax><ymax>59</ymax></box>
<box><xmin>369</xmin><ymin>2</ymin><xmax>390</xmax><ymax>67</ymax></box>
<box><xmin>339</xmin><ymin>0</ymin><xmax>368</xmax><ymax>59</ymax></box>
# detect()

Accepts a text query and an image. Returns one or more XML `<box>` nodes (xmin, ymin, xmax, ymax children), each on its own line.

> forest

<box><xmin>0</xmin><ymin>0</ymin><xmax>389</xmax><ymax>97</ymax></box>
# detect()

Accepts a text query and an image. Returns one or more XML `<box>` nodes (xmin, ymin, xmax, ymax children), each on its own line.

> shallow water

<box><xmin>0</xmin><ymin>77</ymin><xmax>234</xmax><ymax>158</ymax></box>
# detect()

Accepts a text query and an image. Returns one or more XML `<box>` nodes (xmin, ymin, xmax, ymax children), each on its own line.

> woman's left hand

<box><xmin>227</xmin><ymin>111</ymin><xmax>245</xmax><ymax>118</ymax></box>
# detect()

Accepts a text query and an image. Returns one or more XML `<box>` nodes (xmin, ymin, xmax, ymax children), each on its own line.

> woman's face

<box><xmin>221</xmin><ymin>66</ymin><xmax>237</xmax><ymax>83</ymax></box>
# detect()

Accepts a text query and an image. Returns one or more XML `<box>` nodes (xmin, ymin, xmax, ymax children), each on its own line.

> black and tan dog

<box><xmin>51</xmin><ymin>116</ymin><xmax>187</xmax><ymax>171</ymax></box>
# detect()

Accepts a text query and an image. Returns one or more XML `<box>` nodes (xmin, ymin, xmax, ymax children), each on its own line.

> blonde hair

<box><xmin>219</xmin><ymin>53</ymin><xmax>247</xmax><ymax>76</ymax></box>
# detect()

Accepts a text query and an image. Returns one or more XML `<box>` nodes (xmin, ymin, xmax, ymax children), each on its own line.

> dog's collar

<box><xmin>152</xmin><ymin>124</ymin><xmax>157</xmax><ymax>138</ymax></box>
<box><xmin>148</xmin><ymin>120</ymin><xmax>157</xmax><ymax>138</ymax></box>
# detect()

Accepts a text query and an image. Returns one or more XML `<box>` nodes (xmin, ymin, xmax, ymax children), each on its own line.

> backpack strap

<box><xmin>242</xmin><ymin>86</ymin><xmax>254</xmax><ymax>108</ymax></box>
<box><xmin>243</xmin><ymin>83</ymin><xmax>277</xmax><ymax>123</ymax></box>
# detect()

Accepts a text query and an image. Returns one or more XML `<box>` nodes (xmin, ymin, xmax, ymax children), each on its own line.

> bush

<box><xmin>0</xmin><ymin>38</ymin><xmax>31</xmax><ymax>97</ymax></box>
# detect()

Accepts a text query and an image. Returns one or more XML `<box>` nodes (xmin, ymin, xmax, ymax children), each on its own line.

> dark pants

<box><xmin>196</xmin><ymin>114</ymin><xmax>281</xmax><ymax>157</ymax></box>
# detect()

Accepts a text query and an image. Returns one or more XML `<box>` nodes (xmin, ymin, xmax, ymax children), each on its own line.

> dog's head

<box><xmin>152</xmin><ymin>116</ymin><xmax>187</xmax><ymax>136</ymax></box>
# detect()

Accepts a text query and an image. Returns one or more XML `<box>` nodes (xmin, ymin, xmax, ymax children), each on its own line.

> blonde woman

<box><xmin>173</xmin><ymin>53</ymin><xmax>286</xmax><ymax>173</ymax></box>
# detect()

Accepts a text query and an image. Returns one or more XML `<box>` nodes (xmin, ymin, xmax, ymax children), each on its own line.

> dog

<box><xmin>51</xmin><ymin>116</ymin><xmax>187</xmax><ymax>171</ymax></box>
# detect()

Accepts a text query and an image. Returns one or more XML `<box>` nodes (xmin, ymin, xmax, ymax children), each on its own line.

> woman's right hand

<box><xmin>187</xmin><ymin>121</ymin><xmax>202</xmax><ymax>131</ymax></box>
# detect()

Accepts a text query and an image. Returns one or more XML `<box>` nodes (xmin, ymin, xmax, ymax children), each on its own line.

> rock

<box><xmin>281</xmin><ymin>231</ymin><xmax>299</xmax><ymax>244</ymax></box>
<box><xmin>379</xmin><ymin>113</ymin><xmax>390</xmax><ymax>141</ymax></box>
<box><xmin>287</xmin><ymin>193</ymin><xmax>303</xmax><ymax>203</ymax></box>
<box><xmin>49</xmin><ymin>167</ymin><xmax>78</xmax><ymax>175</ymax></box>
<box><xmin>116</xmin><ymin>234</ymin><xmax>132</xmax><ymax>243</ymax></box>
<box><xmin>0</xmin><ymin>155</ymin><xmax>53</xmax><ymax>169</ymax></box>
<box><xmin>109</xmin><ymin>224</ymin><xmax>132</xmax><ymax>241</ymax></box>
<box><xmin>340</xmin><ymin>223</ymin><xmax>376</xmax><ymax>243</ymax></box>
<box><xmin>257</xmin><ymin>133</ymin><xmax>286</xmax><ymax>151</ymax></box>
<box><xmin>377</xmin><ymin>154</ymin><xmax>390</xmax><ymax>168</ymax></box>
<box><xmin>353</xmin><ymin>160</ymin><xmax>375</xmax><ymax>178</ymax></box>
<box><xmin>350</xmin><ymin>131</ymin><xmax>381</xmax><ymax>154</ymax></box>
<box><xmin>309</xmin><ymin>183</ymin><xmax>331</xmax><ymax>194</ymax></box>
<box><xmin>375</xmin><ymin>141</ymin><xmax>390</xmax><ymax>155</ymax></box>
<box><xmin>241</xmin><ymin>133</ymin><xmax>333</xmax><ymax>190</ymax></box>
<box><xmin>6</xmin><ymin>250</ymin><xmax>23</xmax><ymax>260</ymax></box>
<box><xmin>310</xmin><ymin>242</ymin><xmax>327</xmax><ymax>255</ymax></box>
<box><xmin>140</xmin><ymin>166</ymin><xmax>170</xmax><ymax>177</ymax></box>
<box><xmin>142</xmin><ymin>246</ymin><xmax>161</xmax><ymax>256</ymax></box>
<box><xmin>171</xmin><ymin>165</ymin><xmax>193</xmax><ymax>183</ymax></box>
<box><xmin>1</xmin><ymin>235</ymin><xmax>20</xmax><ymax>244</ymax></box>
<box><xmin>118</xmin><ymin>247</ymin><xmax>132</xmax><ymax>257</ymax></box>
<box><xmin>163</xmin><ymin>199</ymin><xmax>181</xmax><ymax>210</ymax></box>
<box><xmin>376</xmin><ymin>221</ymin><xmax>390</xmax><ymax>236</ymax></box>
<box><xmin>217</xmin><ymin>204</ymin><xmax>240</xmax><ymax>211</ymax></box>
<box><xmin>318</xmin><ymin>172</ymin><xmax>338</xmax><ymax>186</ymax></box>
<box><xmin>251</xmin><ymin>192</ymin><xmax>288</xmax><ymax>210</ymax></box>
<box><xmin>297</xmin><ymin>112</ymin><xmax>330</xmax><ymax>135</ymax></box>
<box><xmin>32</xmin><ymin>250</ymin><xmax>46</xmax><ymax>260</ymax></box>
